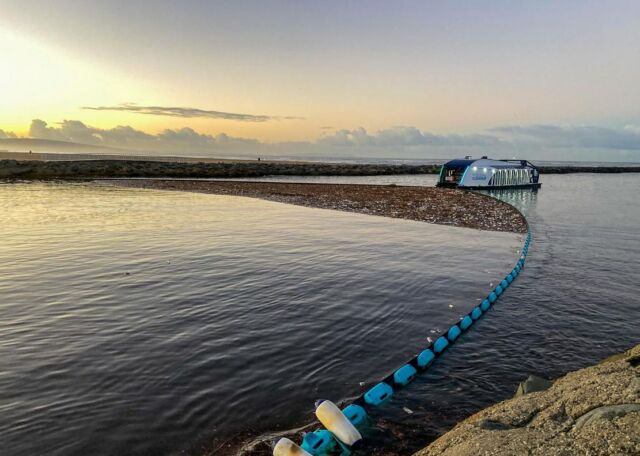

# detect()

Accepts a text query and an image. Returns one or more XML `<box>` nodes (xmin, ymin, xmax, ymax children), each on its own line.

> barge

<box><xmin>437</xmin><ymin>157</ymin><xmax>541</xmax><ymax>190</ymax></box>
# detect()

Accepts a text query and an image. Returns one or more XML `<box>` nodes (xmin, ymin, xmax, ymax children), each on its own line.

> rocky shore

<box><xmin>1</xmin><ymin>158</ymin><xmax>639</xmax><ymax>181</ymax></box>
<box><xmin>415</xmin><ymin>344</ymin><xmax>640</xmax><ymax>456</ymax></box>
<box><xmin>0</xmin><ymin>159</ymin><xmax>440</xmax><ymax>180</ymax></box>
<box><xmin>110</xmin><ymin>179</ymin><xmax>528</xmax><ymax>233</ymax></box>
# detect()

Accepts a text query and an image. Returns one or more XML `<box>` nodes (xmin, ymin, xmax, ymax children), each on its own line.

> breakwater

<box><xmin>2</xmin><ymin>159</ymin><xmax>640</xmax><ymax>180</ymax></box>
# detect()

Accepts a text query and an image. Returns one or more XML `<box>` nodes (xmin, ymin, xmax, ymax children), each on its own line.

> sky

<box><xmin>1</xmin><ymin>0</ymin><xmax>640</xmax><ymax>161</ymax></box>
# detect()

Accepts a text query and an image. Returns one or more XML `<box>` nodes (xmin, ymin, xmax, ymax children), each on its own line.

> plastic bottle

<box><xmin>272</xmin><ymin>437</ymin><xmax>313</xmax><ymax>456</ymax></box>
<box><xmin>315</xmin><ymin>400</ymin><xmax>363</xmax><ymax>447</ymax></box>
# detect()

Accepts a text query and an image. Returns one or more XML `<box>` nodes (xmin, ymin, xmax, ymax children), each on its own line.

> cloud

<box><xmin>27</xmin><ymin>119</ymin><xmax>258</xmax><ymax>153</ymax></box>
<box><xmin>317</xmin><ymin>126</ymin><xmax>502</xmax><ymax>147</ymax></box>
<box><xmin>82</xmin><ymin>103</ymin><xmax>303</xmax><ymax>122</ymax></box>
<box><xmin>14</xmin><ymin>118</ymin><xmax>640</xmax><ymax>161</ymax></box>
<box><xmin>0</xmin><ymin>128</ymin><xmax>17</xmax><ymax>139</ymax></box>
<box><xmin>491</xmin><ymin>124</ymin><xmax>640</xmax><ymax>150</ymax></box>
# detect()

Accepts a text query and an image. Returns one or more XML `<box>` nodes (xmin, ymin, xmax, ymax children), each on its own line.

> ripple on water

<box><xmin>0</xmin><ymin>182</ymin><xmax>521</xmax><ymax>456</ymax></box>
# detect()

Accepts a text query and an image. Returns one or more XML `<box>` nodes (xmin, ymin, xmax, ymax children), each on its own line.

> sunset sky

<box><xmin>1</xmin><ymin>1</ymin><xmax>640</xmax><ymax>161</ymax></box>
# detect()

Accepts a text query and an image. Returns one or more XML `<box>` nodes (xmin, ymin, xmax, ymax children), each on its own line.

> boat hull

<box><xmin>437</xmin><ymin>182</ymin><xmax>542</xmax><ymax>190</ymax></box>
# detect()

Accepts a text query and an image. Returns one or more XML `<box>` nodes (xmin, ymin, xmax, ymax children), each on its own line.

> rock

<box><xmin>414</xmin><ymin>344</ymin><xmax>640</xmax><ymax>456</ymax></box>
<box><xmin>574</xmin><ymin>404</ymin><xmax>640</xmax><ymax>431</ymax></box>
<box><xmin>515</xmin><ymin>375</ymin><xmax>553</xmax><ymax>397</ymax></box>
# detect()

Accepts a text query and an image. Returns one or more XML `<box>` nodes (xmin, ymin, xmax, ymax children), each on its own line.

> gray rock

<box><xmin>515</xmin><ymin>375</ymin><xmax>553</xmax><ymax>396</ymax></box>
<box><xmin>414</xmin><ymin>344</ymin><xmax>640</xmax><ymax>456</ymax></box>
<box><xmin>574</xmin><ymin>403</ymin><xmax>640</xmax><ymax>431</ymax></box>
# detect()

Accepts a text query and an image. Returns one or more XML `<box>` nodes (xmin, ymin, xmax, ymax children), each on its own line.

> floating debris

<box><xmin>110</xmin><ymin>180</ymin><xmax>528</xmax><ymax>233</ymax></box>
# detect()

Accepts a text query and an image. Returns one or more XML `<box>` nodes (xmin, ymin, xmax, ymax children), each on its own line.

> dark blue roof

<box><xmin>442</xmin><ymin>159</ymin><xmax>474</xmax><ymax>170</ymax></box>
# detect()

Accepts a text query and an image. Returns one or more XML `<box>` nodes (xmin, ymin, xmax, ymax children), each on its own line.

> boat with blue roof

<box><xmin>437</xmin><ymin>156</ymin><xmax>541</xmax><ymax>190</ymax></box>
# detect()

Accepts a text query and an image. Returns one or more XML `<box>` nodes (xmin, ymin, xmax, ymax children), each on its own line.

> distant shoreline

<box><xmin>1</xmin><ymin>157</ymin><xmax>640</xmax><ymax>181</ymax></box>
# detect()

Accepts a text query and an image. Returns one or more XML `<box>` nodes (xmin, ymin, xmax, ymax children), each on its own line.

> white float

<box><xmin>272</xmin><ymin>437</ymin><xmax>312</xmax><ymax>456</ymax></box>
<box><xmin>315</xmin><ymin>400</ymin><xmax>363</xmax><ymax>447</ymax></box>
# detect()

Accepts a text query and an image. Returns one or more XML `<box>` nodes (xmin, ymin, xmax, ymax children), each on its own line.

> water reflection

<box><xmin>0</xmin><ymin>182</ymin><xmax>520</xmax><ymax>456</ymax></box>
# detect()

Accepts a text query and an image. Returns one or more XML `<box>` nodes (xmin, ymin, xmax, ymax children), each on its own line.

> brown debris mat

<box><xmin>110</xmin><ymin>179</ymin><xmax>527</xmax><ymax>234</ymax></box>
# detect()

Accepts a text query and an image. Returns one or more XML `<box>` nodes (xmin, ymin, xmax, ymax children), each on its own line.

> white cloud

<box><xmin>0</xmin><ymin>128</ymin><xmax>18</xmax><ymax>139</ymax></box>
<box><xmin>317</xmin><ymin>126</ymin><xmax>503</xmax><ymax>147</ymax></box>
<box><xmin>81</xmin><ymin>103</ymin><xmax>304</xmax><ymax>122</ymax></box>
<box><xmin>491</xmin><ymin>124</ymin><xmax>640</xmax><ymax>150</ymax></box>
<box><xmin>7</xmin><ymin>119</ymin><xmax>640</xmax><ymax>162</ymax></box>
<box><xmin>26</xmin><ymin>119</ymin><xmax>257</xmax><ymax>154</ymax></box>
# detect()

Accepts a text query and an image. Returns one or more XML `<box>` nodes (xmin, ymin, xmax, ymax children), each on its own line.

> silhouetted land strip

<box><xmin>0</xmin><ymin>159</ymin><xmax>440</xmax><ymax>179</ymax></box>
<box><xmin>112</xmin><ymin>179</ymin><xmax>528</xmax><ymax>233</ymax></box>
<box><xmin>1</xmin><ymin>158</ymin><xmax>639</xmax><ymax>180</ymax></box>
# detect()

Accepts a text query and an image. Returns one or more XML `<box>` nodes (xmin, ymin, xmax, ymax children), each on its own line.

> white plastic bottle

<box><xmin>272</xmin><ymin>437</ymin><xmax>312</xmax><ymax>456</ymax></box>
<box><xmin>315</xmin><ymin>400</ymin><xmax>363</xmax><ymax>447</ymax></box>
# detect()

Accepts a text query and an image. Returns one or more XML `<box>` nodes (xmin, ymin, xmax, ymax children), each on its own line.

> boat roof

<box><xmin>443</xmin><ymin>158</ymin><xmax>536</xmax><ymax>170</ymax></box>
<box><xmin>442</xmin><ymin>159</ymin><xmax>475</xmax><ymax>170</ymax></box>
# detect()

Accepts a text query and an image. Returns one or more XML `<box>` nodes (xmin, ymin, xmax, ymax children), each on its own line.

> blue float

<box><xmin>480</xmin><ymin>299</ymin><xmax>490</xmax><ymax>311</ymax></box>
<box><xmin>506</xmin><ymin>274</ymin><xmax>514</xmax><ymax>283</ymax></box>
<box><xmin>433</xmin><ymin>336</ymin><xmax>449</xmax><ymax>353</ymax></box>
<box><xmin>495</xmin><ymin>285</ymin><xmax>503</xmax><ymax>296</ymax></box>
<box><xmin>364</xmin><ymin>382</ymin><xmax>393</xmax><ymax>406</ymax></box>
<box><xmin>342</xmin><ymin>404</ymin><xmax>367</xmax><ymax>427</ymax></box>
<box><xmin>489</xmin><ymin>292</ymin><xmax>498</xmax><ymax>303</ymax></box>
<box><xmin>393</xmin><ymin>364</ymin><xmax>417</xmax><ymax>386</ymax></box>
<box><xmin>447</xmin><ymin>325</ymin><xmax>461</xmax><ymax>341</ymax></box>
<box><xmin>416</xmin><ymin>348</ymin><xmax>435</xmax><ymax>368</ymax></box>
<box><xmin>501</xmin><ymin>279</ymin><xmax>509</xmax><ymax>289</ymax></box>
<box><xmin>301</xmin><ymin>429</ymin><xmax>336</xmax><ymax>455</ymax></box>
<box><xmin>460</xmin><ymin>315</ymin><xmax>473</xmax><ymax>330</ymax></box>
<box><xmin>471</xmin><ymin>306</ymin><xmax>482</xmax><ymax>320</ymax></box>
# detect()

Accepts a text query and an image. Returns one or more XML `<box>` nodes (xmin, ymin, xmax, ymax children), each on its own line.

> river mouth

<box><xmin>1</xmin><ymin>174</ymin><xmax>638</xmax><ymax>456</ymax></box>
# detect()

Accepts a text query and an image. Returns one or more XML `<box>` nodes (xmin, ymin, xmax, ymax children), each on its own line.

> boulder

<box><xmin>414</xmin><ymin>344</ymin><xmax>640</xmax><ymax>456</ymax></box>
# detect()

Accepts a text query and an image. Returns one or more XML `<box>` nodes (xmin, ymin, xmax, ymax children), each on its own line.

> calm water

<box><xmin>1</xmin><ymin>174</ymin><xmax>638</xmax><ymax>455</ymax></box>
<box><xmin>1</xmin><ymin>182</ymin><xmax>521</xmax><ymax>455</ymax></box>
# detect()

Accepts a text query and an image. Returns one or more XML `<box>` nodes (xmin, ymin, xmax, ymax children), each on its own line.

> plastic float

<box><xmin>459</xmin><ymin>315</ymin><xmax>473</xmax><ymax>331</ymax></box>
<box><xmin>393</xmin><ymin>364</ymin><xmax>417</xmax><ymax>386</ymax></box>
<box><xmin>363</xmin><ymin>382</ymin><xmax>393</xmax><ymax>406</ymax></box>
<box><xmin>341</xmin><ymin>404</ymin><xmax>367</xmax><ymax>427</ymax></box>
<box><xmin>273</xmin><ymin>437</ymin><xmax>313</xmax><ymax>456</ymax></box>
<box><xmin>416</xmin><ymin>348</ymin><xmax>435</xmax><ymax>368</ymax></box>
<box><xmin>433</xmin><ymin>336</ymin><xmax>449</xmax><ymax>353</ymax></box>
<box><xmin>314</xmin><ymin>400</ymin><xmax>363</xmax><ymax>448</ymax></box>
<box><xmin>447</xmin><ymin>324</ymin><xmax>462</xmax><ymax>342</ymax></box>
<box><xmin>272</xmin><ymin>229</ymin><xmax>533</xmax><ymax>456</ymax></box>
<box><xmin>300</xmin><ymin>429</ymin><xmax>337</xmax><ymax>455</ymax></box>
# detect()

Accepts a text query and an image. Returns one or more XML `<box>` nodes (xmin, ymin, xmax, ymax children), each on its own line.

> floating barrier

<box><xmin>315</xmin><ymin>400</ymin><xmax>363</xmax><ymax>448</ymax></box>
<box><xmin>416</xmin><ymin>348</ymin><xmax>435</xmax><ymax>368</ymax></box>
<box><xmin>273</xmin><ymin>227</ymin><xmax>533</xmax><ymax>456</ymax></box>
<box><xmin>459</xmin><ymin>315</ymin><xmax>473</xmax><ymax>331</ymax></box>
<box><xmin>447</xmin><ymin>325</ymin><xmax>462</xmax><ymax>342</ymax></box>
<box><xmin>364</xmin><ymin>382</ymin><xmax>393</xmax><ymax>406</ymax></box>
<box><xmin>300</xmin><ymin>429</ymin><xmax>337</xmax><ymax>455</ymax></box>
<box><xmin>341</xmin><ymin>404</ymin><xmax>367</xmax><ymax>427</ymax></box>
<box><xmin>433</xmin><ymin>335</ymin><xmax>449</xmax><ymax>353</ymax></box>
<box><xmin>393</xmin><ymin>364</ymin><xmax>417</xmax><ymax>386</ymax></box>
